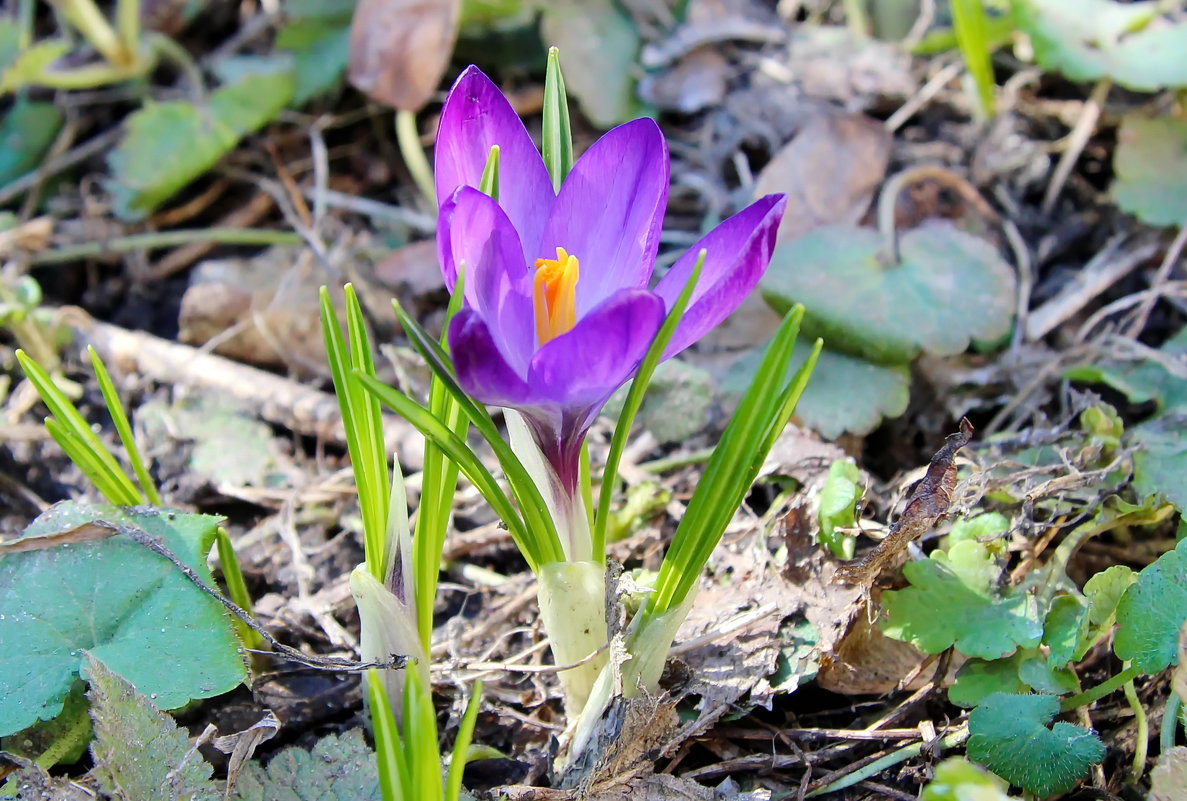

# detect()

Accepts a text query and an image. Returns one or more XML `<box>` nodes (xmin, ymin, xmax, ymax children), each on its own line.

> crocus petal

<box><xmin>438</xmin><ymin>186</ymin><xmax>536</xmax><ymax>375</ymax></box>
<box><xmin>435</xmin><ymin>66</ymin><xmax>555</xmax><ymax>264</ymax></box>
<box><xmin>655</xmin><ymin>194</ymin><xmax>786</xmax><ymax>358</ymax></box>
<box><xmin>528</xmin><ymin>288</ymin><xmax>665</xmax><ymax>412</ymax></box>
<box><xmin>537</xmin><ymin>119</ymin><xmax>669</xmax><ymax>316</ymax></box>
<box><xmin>449</xmin><ymin>309</ymin><xmax>543</xmax><ymax>411</ymax></box>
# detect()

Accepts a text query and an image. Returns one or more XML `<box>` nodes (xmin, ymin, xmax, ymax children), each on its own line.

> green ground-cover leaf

<box><xmin>0</xmin><ymin>38</ymin><xmax>71</xmax><ymax>94</ymax></box>
<box><xmin>0</xmin><ymin>502</ymin><xmax>246</xmax><ymax>737</ymax></box>
<box><xmin>1112</xmin><ymin>113</ymin><xmax>1187</xmax><ymax>227</ymax></box>
<box><xmin>108</xmin><ymin>67</ymin><xmax>295</xmax><ymax>219</ymax></box>
<box><xmin>1068</xmin><ymin>327</ymin><xmax>1187</xmax><ymax>414</ymax></box>
<box><xmin>233</xmin><ymin>729</ymin><xmax>380</xmax><ymax>801</ymax></box>
<box><xmin>604</xmin><ymin>358</ymin><xmax>714</xmax><ymax>444</ymax></box>
<box><xmin>1114</xmin><ymin>538</ymin><xmax>1187</xmax><ymax>674</ymax></box>
<box><xmin>922</xmin><ymin>757</ymin><xmax>1017</xmax><ymax>801</ymax></box>
<box><xmin>723</xmin><ymin>340</ymin><xmax>910</xmax><ymax>438</ymax></box>
<box><xmin>1012</xmin><ymin>0</ymin><xmax>1187</xmax><ymax>91</ymax></box>
<box><xmin>1132</xmin><ymin>416</ymin><xmax>1187</xmax><ymax>512</ymax></box>
<box><xmin>968</xmin><ymin>692</ymin><xmax>1105</xmax><ymax>796</ymax></box>
<box><xmin>87</xmin><ymin>655</ymin><xmax>220</xmax><ymax>801</ymax></box>
<box><xmin>882</xmin><ymin>540</ymin><xmax>1043</xmax><ymax>659</ymax></box>
<box><xmin>1042</xmin><ymin>594</ymin><xmax>1088</xmax><ymax>666</ymax></box>
<box><xmin>276</xmin><ymin>18</ymin><xmax>351</xmax><ymax>106</ymax></box>
<box><xmin>947</xmin><ymin>512</ymin><xmax>1010</xmax><ymax>555</ymax></box>
<box><xmin>817</xmin><ymin>459</ymin><xmax>861</xmax><ymax>559</ymax></box>
<box><xmin>0</xmin><ymin>98</ymin><xmax>64</xmax><ymax>185</ymax></box>
<box><xmin>762</xmin><ymin>222</ymin><xmax>1015</xmax><ymax>365</ymax></box>
<box><xmin>950</xmin><ymin>657</ymin><xmax>1029</xmax><ymax>708</ymax></box>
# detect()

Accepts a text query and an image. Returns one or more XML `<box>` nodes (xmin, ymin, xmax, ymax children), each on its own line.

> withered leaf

<box><xmin>347</xmin><ymin>0</ymin><xmax>460</xmax><ymax>111</ymax></box>
<box><xmin>836</xmin><ymin>418</ymin><xmax>974</xmax><ymax>587</ymax></box>
<box><xmin>755</xmin><ymin>112</ymin><xmax>891</xmax><ymax>244</ymax></box>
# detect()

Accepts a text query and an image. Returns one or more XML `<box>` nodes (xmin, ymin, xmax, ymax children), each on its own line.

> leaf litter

<box><xmin>3</xmin><ymin>0</ymin><xmax>1187</xmax><ymax>798</ymax></box>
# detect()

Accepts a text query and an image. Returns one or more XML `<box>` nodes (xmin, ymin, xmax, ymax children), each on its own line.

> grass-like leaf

<box><xmin>87</xmin><ymin>345</ymin><xmax>160</xmax><ymax>505</ymax></box>
<box><xmin>16</xmin><ymin>349</ymin><xmax>142</xmax><ymax>505</ymax></box>
<box><xmin>649</xmin><ymin>305</ymin><xmax>817</xmax><ymax>617</ymax></box>
<box><xmin>593</xmin><ymin>251</ymin><xmax>703</xmax><ymax>559</ymax></box>
<box><xmin>951</xmin><ymin>0</ymin><xmax>996</xmax><ymax>117</ymax></box>
<box><xmin>389</xmin><ymin>301</ymin><xmax>564</xmax><ymax>569</ymax></box>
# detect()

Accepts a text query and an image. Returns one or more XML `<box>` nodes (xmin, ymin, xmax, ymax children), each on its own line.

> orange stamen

<box><xmin>533</xmin><ymin>247</ymin><xmax>580</xmax><ymax>345</ymax></box>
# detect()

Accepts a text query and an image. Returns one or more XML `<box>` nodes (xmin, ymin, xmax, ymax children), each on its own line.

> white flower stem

<box><xmin>537</xmin><ymin>560</ymin><xmax>609</xmax><ymax>718</ymax></box>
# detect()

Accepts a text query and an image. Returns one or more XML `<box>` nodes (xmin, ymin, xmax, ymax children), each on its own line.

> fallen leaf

<box><xmin>754</xmin><ymin>113</ymin><xmax>891</xmax><ymax>243</ymax></box>
<box><xmin>1151</xmin><ymin>746</ymin><xmax>1187</xmax><ymax>801</ymax></box>
<box><xmin>347</xmin><ymin>0</ymin><xmax>460</xmax><ymax>110</ymax></box>
<box><xmin>1112</xmin><ymin>111</ymin><xmax>1187</xmax><ymax>228</ymax></box>
<box><xmin>638</xmin><ymin>46</ymin><xmax>729</xmax><ymax>114</ymax></box>
<box><xmin>836</xmin><ymin>418</ymin><xmax>973</xmax><ymax>588</ymax></box>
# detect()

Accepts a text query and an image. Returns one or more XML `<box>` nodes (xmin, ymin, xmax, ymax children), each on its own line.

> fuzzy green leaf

<box><xmin>1043</xmin><ymin>594</ymin><xmax>1088</xmax><ymax>667</ymax></box>
<box><xmin>1114</xmin><ymin>538</ymin><xmax>1187</xmax><ymax>674</ymax></box>
<box><xmin>0</xmin><ymin>502</ymin><xmax>246</xmax><ymax>736</ymax></box>
<box><xmin>882</xmin><ymin>541</ymin><xmax>1043</xmax><ymax>659</ymax></box>
<box><xmin>108</xmin><ymin>67</ymin><xmax>294</xmax><ymax>219</ymax></box>
<box><xmin>968</xmin><ymin>692</ymin><xmax>1105</xmax><ymax>796</ymax></box>
<box><xmin>87</xmin><ymin>655</ymin><xmax>219</xmax><ymax>801</ymax></box>
<box><xmin>1132</xmin><ymin>417</ymin><xmax>1187</xmax><ymax>512</ymax></box>
<box><xmin>761</xmin><ymin>222</ymin><xmax>1015</xmax><ymax>365</ymax></box>
<box><xmin>1084</xmin><ymin>565</ymin><xmax>1136</xmax><ymax>627</ymax></box>
<box><xmin>233</xmin><ymin>729</ymin><xmax>381</xmax><ymax>801</ymax></box>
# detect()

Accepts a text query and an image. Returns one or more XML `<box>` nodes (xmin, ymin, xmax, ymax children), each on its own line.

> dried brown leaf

<box><xmin>347</xmin><ymin>0</ymin><xmax>459</xmax><ymax>110</ymax></box>
<box><xmin>754</xmin><ymin>113</ymin><xmax>891</xmax><ymax>243</ymax></box>
<box><xmin>835</xmin><ymin>418</ymin><xmax>974</xmax><ymax>588</ymax></box>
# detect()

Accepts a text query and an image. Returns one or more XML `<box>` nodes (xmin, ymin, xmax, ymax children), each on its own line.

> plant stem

<box><xmin>1061</xmin><ymin>664</ymin><xmax>1143</xmax><ymax>711</ymax></box>
<box><xmin>31</xmin><ymin>228</ymin><xmax>301</xmax><ymax>265</ymax></box>
<box><xmin>804</xmin><ymin>726</ymin><xmax>970</xmax><ymax>797</ymax></box>
<box><xmin>1124</xmin><ymin>676</ymin><xmax>1148</xmax><ymax>779</ymax></box>
<box><xmin>1161</xmin><ymin>691</ymin><xmax>1182</xmax><ymax>755</ymax></box>
<box><xmin>395</xmin><ymin>110</ymin><xmax>436</xmax><ymax>208</ymax></box>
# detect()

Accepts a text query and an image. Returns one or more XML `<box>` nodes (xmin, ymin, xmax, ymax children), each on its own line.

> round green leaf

<box><xmin>761</xmin><ymin>222</ymin><xmax>1015</xmax><ymax>365</ymax></box>
<box><xmin>0</xmin><ymin>502</ymin><xmax>247</xmax><ymax>736</ymax></box>
<box><xmin>968</xmin><ymin>692</ymin><xmax>1105</xmax><ymax>796</ymax></box>
<box><xmin>1112</xmin><ymin>114</ymin><xmax>1187</xmax><ymax>227</ymax></box>
<box><xmin>949</xmin><ymin>657</ymin><xmax>1027</xmax><ymax>708</ymax></box>
<box><xmin>1132</xmin><ymin>417</ymin><xmax>1187</xmax><ymax>512</ymax></box>
<box><xmin>1013</xmin><ymin>0</ymin><xmax>1187</xmax><ymax>91</ymax></box>
<box><xmin>882</xmin><ymin>542</ymin><xmax>1043</xmax><ymax>659</ymax></box>
<box><xmin>1115</xmin><ymin>538</ymin><xmax>1187</xmax><ymax>674</ymax></box>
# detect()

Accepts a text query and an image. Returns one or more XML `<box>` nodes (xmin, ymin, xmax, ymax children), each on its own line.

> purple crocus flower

<box><xmin>435</xmin><ymin>66</ymin><xmax>786</xmax><ymax>524</ymax></box>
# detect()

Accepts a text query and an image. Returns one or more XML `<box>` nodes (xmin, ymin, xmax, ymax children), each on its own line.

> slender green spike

<box><xmin>355</xmin><ymin>372</ymin><xmax>555</xmax><ymax>572</ymax></box>
<box><xmin>951</xmin><ymin>0</ymin><xmax>995</xmax><ymax>118</ymax></box>
<box><xmin>366</xmin><ymin>669</ymin><xmax>408</xmax><ymax>801</ymax></box>
<box><xmin>649</xmin><ymin>306</ymin><xmax>807</xmax><ymax>615</ymax></box>
<box><xmin>542</xmin><ymin>46</ymin><xmax>573</xmax><ymax>192</ymax></box>
<box><xmin>215</xmin><ymin>528</ymin><xmax>261</xmax><ymax>650</ymax></box>
<box><xmin>593</xmin><ymin>251</ymin><xmax>705</xmax><ymax>560</ymax></box>
<box><xmin>479</xmin><ymin>146</ymin><xmax>500</xmax><ymax>202</ymax></box>
<box><xmin>389</xmin><ymin>300</ymin><xmax>565</xmax><ymax>567</ymax></box>
<box><xmin>445</xmin><ymin>680</ymin><xmax>483</xmax><ymax>801</ymax></box>
<box><xmin>88</xmin><ymin>346</ymin><xmax>160</xmax><ymax>505</ymax></box>
<box><xmin>17</xmin><ymin>349</ymin><xmax>142</xmax><ymax>505</ymax></box>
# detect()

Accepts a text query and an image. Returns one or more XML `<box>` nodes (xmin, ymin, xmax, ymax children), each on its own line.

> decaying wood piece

<box><xmin>835</xmin><ymin>418</ymin><xmax>974</xmax><ymax>588</ymax></box>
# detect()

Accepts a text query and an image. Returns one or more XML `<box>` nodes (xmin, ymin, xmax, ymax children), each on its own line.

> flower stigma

<box><xmin>533</xmin><ymin>247</ymin><xmax>580</xmax><ymax>345</ymax></box>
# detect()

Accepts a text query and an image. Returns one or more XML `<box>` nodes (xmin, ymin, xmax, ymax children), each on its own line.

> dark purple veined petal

<box><xmin>528</xmin><ymin>288</ymin><xmax>665</xmax><ymax>410</ymax></box>
<box><xmin>655</xmin><ymin>194</ymin><xmax>786</xmax><ymax>358</ymax></box>
<box><xmin>536</xmin><ymin>119</ymin><xmax>670</xmax><ymax>317</ymax></box>
<box><xmin>438</xmin><ymin>186</ymin><xmax>536</xmax><ymax>375</ymax></box>
<box><xmin>434</xmin><ymin>66</ymin><xmax>555</xmax><ymax>264</ymax></box>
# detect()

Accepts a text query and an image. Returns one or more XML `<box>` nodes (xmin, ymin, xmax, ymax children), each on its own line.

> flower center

<box><xmin>533</xmin><ymin>247</ymin><xmax>580</xmax><ymax>345</ymax></box>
